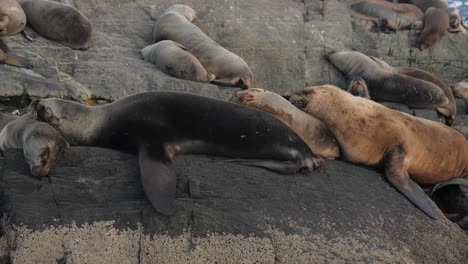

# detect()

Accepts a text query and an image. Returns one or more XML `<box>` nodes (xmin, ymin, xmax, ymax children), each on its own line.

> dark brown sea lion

<box><xmin>152</xmin><ymin>5</ymin><xmax>253</xmax><ymax>89</ymax></box>
<box><xmin>327</xmin><ymin>50</ymin><xmax>452</xmax><ymax>122</ymax></box>
<box><xmin>0</xmin><ymin>113</ymin><xmax>69</xmax><ymax>177</ymax></box>
<box><xmin>417</xmin><ymin>7</ymin><xmax>449</xmax><ymax>50</ymax></box>
<box><xmin>347</xmin><ymin>76</ymin><xmax>371</xmax><ymax>99</ymax></box>
<box><xmin>238</xmin><ymin>88</ymin><xmax>340</xmax><ymax>159</ymax></box>
<box><xmin>367</xmin><ymin>56</ymin><xmax>457</xmax><ymax>125</ymax></box>
<box><xmin>141</xmin><ymin>40</ymin><xmax>215</xmax><ymax>83</ymax></box>
<box><xmin>31</xmin><ymin>91</ymin><xmax>318</xmax><ymax>215</ymax></box>
<box><xmin>17</xmin><ymin>0</ymin><xmax>92</xmax><ymax>49</ymax></box>
<box><xmin>289</xmin><ymin>85</ymin><xmax>468</xmax><ymax>219</ymax></box>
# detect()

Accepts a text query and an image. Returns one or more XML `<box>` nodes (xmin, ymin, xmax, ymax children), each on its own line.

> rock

<box><xmin>0</xmin><ymin>147</ymin><xmax>467</xmax><ymax>263</ymax></box>
<box><xmin>1</xmin><ymin>0</ymin><xmax>467</xmax><ymax>102</ymax></box>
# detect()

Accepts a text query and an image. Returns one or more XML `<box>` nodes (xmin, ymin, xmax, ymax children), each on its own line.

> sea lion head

<box><xmin>347</xmin><ymin>77</ymin><xmax>371</xmax><ymax>99</ymax></box>
<box><xmin>446</xmin><ymin>8</ymin><xmax>463</xmax><ymax>32</ymax></box>
<box><xmin>23</xmin><ymin>123</ymin><xmax>69</xmax><ymax>177</ymax></box>
<box><xmin>289</xmin><ymin>85</ymin><xmax>343</xmax><ymax>118</ymax></box>
<box><xmin>31</xmin><ymin>98</ymin><xmax>91</xmax><ymax>145</ymax></box>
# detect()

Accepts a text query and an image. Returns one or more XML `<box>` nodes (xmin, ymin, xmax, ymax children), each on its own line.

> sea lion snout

<box><xmin>30</xmin><ymin>165</ymin><xmax>48</xmax><ymax>177</ymax></box>
<box><xmin>289</xmin><ymin>92</ymin><xmax>309</xmax><ymax>109</ymax></box>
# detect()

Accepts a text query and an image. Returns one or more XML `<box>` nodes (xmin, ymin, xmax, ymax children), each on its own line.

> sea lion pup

<box><xmin>367</xmin><ymin>56</ymin><xmax>457</xmax><ymax>125</ymax></box>
<box><xmin>0</xmin><ymin>0</ymin><xmax>26</xmax><ymax>37</ymax></box>
<box><xmin>17</xmin><ymin>0</ymin><xmax>92</xmax><ymax>49</ymax></box>
<box><xmin>237</xmin><ymin>88</ymin><xmax>340</xmax><ymax>159</ymax></box>
<box><xmin>417</xmin><ymin>7</ymin><xmax>449</xmax><ymax>50</ymax></box>
<box><xmin>327</xmin><ymin>50</ymin><xmax>450</xmax><ymax>116</ymax></box>
<box><xmin>346</xmin><ymin>1</ymin><xmax>422</xmax><ymax>30</ymax></box>
<box><xmin>152</xmin><ymin>5</ymin><xmax>253</xmax><ymax>89</ymax></box>
<box><xmin>31</xmin><ymin>92</ymin><xmax>318</xmax><ymax>215</ymax></box>
<box><xmin>452</xmin><ymin>80</ymin><xmax>468</xmax><ymax>100</ymax></box>
<box><xmin>141</xmin><ymin>40</ymin><xmax>215</xmax><ymax>83</ymax></box>
<box><xmin>289</xmin><ymin>85</ymin><xmax>468</xmax><ymax>219</ymax></box>
<box><xmin>347</xmin><ymin>77</ymin><xmax>371</xmax><ymax>99</ymax></box>
<box><xmin>0</xmin><ymin>113</ymin><xmax>69</xmax><ymax>177</ymax></box>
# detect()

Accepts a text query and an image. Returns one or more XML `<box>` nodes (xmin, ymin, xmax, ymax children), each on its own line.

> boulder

<box><xmin>0</xmin><ymin>147</ymin><xmax>467</xmax><ymax>263</ymax></box>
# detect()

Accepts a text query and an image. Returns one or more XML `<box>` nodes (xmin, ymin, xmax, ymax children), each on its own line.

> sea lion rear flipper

<box><xmin>211</xmin><ymin>77</ymin><xmax>249</xmax><ymax>89</ymax></box>
<box><xmin>226</xmin><ymin>159</ymin><xmax>301</xmax><ymax>174</ymax></box>
<box><xmin>138</xmin><ymin>145</ymin><xmax>177</xmax><ymax>215</ymax></box>
<box><xmin>425</xmin><ymin>178</ymin><xmax>468</xmax><ymax>196</ymax></box>
<box><xmin>384</xmin><ymin>145</ymin><xmax>440</xmax><ymax>219</ymax></box>
<box><xmin>1</xmin><ymin>53</ymin><xmax>33</xmax><ymax>69</ymax></box>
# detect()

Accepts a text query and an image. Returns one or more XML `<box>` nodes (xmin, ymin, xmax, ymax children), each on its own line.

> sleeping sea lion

<box><xmin>31</xmin><ymin>91</ymin><xmax>318</xmax><ymax>215</ymax></box>
<box><xmin>0</xmin><ymin>113</ymin><xmax>69</xmax><ymax>177</ymax></box>
<box><xmin>289</xmin><ymin>85</ymin><xmax>468</xmax><ymax>219</ymax></box>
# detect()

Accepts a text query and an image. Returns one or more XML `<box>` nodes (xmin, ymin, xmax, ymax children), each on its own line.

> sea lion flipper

<box><xmin>138</xmin><ymin>145</ymin><xmax>176</xmax><ymax>215</ymax></box>
<box><xmin>226</xmin><ymin>158</ymin><xmax>301</xmax><ymax>174</ymax></box>
<box><xmin>211</xmin><ymin>77</ymin><xmax>249</xmax><ymax>89</ymax></box>
<box><xmin>426</xmin><ymin>178</ymin><xmax>468</xmax><ymax>196</ymax></box>
<box><xmin>384</xmin><ymin>145</ymin><xmax>440</xmax><ymax>219</ymax></box>
<box><xmin>2</xmin><ymin>53</ymin><xmax>33</xmax><ymax>69</ymax></box>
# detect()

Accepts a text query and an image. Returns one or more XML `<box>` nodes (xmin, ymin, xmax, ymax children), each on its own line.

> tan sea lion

<box><xmin>417</xmin><ymin>7</ymin><xmax>449</xmax><ymax>50</ymax></box>
<box><xmin>368</xmin><ymin>56</ymin><xmax>457</xmax><ymax>125</ymax></box>
<box><xmin>17</xmin><ymin>0</ymin><xmax>92</xmax><ymax>49</ymax></box>
<box><xmin>0</xmin><ymin>113</ymin><xmax>69</xmax><ymax>177</ymax></box>
<box><xmin>289</xmin><ymin>85</ymin><xmax>468</xmax><ymax>219</ymax></box>
<box><xmin>452</xmin><ymin>80</ymin><xmax>468</xmax><ymax>100</ymax></box>
<box><xmin>152</xmin><ymin>5</ymin><xmax>253</xmax><ymax>89</ymax></box>
<box><xmin>141</xmin><ymin>40</ymin><xmax>215</xmax><ymax>83</ymax></box>
<box><xmin>327</xmin><ymin>50</ymin><xmax>452</xmax><ymax>123</ymax></box>
<box><xmin>0</xmin><ymin>0</ymin><xmax>26</xmax><ymax>37</ymax></box>
<box><xmin>346</xmin><ymin>1</ymin><xmax>422</xmax><ymax>30</ymax></box>
<box><xmin>238</xmin><ymin>88</ymin><xmax>340</xmax><ymax>159</ymax></box>
<box><xmin>347</xmin><ymin>76</ymin><xmax>371</xmax><ymax>99</ymax></box>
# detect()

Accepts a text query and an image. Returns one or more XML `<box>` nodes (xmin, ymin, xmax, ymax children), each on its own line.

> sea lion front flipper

<box><xmin>384</xmin><ymin>145</ymin><xmax>440</xmax><ymax>219</ymax></box>
<box><xmin>138</xmin><ymin>145</ymin><xmax>177</xmax><ymax>216</ymax></box>
<box><xmin>225</xmin><ymin>159</ymin><xmax>301</xmax><ymax>174</ymax></box>
<box><xmin>425</xmin><ymin>178</ymin><xmax>468</xmax><ymax>196</ymax></box>
<box><xmin>2</xmin><ymin>53</ymin><xmax>33</xmax><ymax>69</ymax></box>
<box><xmin>211</xmin><ymin>77</ymin><xmax>249</xmax><ymax>89</ymax></box>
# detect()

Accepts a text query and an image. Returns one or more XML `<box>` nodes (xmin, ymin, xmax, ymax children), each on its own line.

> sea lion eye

<box><xmin>41</xmin><ymin>159</ymin><xmax>47</xmax><ymax>166</ymax></box>
<box><xmin>41</xmin><ymin>148</ymin><xmax>49</xmax><ymax>160</ymax></box>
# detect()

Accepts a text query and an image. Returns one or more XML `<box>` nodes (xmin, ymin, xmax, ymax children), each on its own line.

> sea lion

<box><xmin>237</xmin><ymin>88</ymin><xmax>340</xmax><ymax>159</ymax></box>
<box><xmin>347</xmin><ymin>77</ymin><xmax>371</xmax><ymax>99</ymax></box>
<box><xmin>346</xmin><ymin>0</ymin><xmax>424</xmax><ymax>20</ymax></box>
<box><xmin>31</xmin><ymin>91</ymin><xmax>318</xmax><ymax>215</ymax></box>
<box><xmin>17</xmin><ymin>0</ymin><xmax>92</xmax><ymax>49</ymax></box>
<box><xmin>395</xmin><ymin>0</ymin><xmax>448</xmax><ymax>12</ymax></box>
<box><xmin>152</xmin><ymin>5</ymin><xmax>253</xmax><ymax>89</ymax></box>
<box><xmin>446</xmin><ymin>8</ymin><xmax>467</xmax><ymax>33</ymax></box>
<box><xmin>417</xmin><ymin>7</ymin><xmax>449</xmax><ymax>50</ymax></box>
<box><xmin>346</xmin><ymin>1</ymin><xmax>422</xmax><ymax>30</ymax></box>
<box><xmin>141</xmin><ymin>40</ymin><xmax>215</xmax><ymax>83</ymax></box>
<box><xmin>0</xmin><ymin>0</ymin><xmax>26</xmax><ymax>37</ymax></box>
<box><xmin>327</xmin><ymin>50</ymin><xmax>451</xmax><ymax>122</ymax></box>
<box><xmin>367</xmin><ymin>56</ymin><xmax>457</xmax><ymax>125</ymax></box>
<box><xmin>452</xmin><ymin>80</ymin><xmax>468</xmax><ymax>100</ymax></box>
<box><xmin>0</xmin><ymin>113</ymin><xmax>69</xmax><ymax>177</ymax></box>
<box><xmin>289</xmin><ymin>85</ymin><xmax>468</xmax><ymax>219</ymax></box>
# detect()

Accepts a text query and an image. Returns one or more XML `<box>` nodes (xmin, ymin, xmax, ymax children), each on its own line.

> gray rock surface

<box><xmin>0</xmin><ymin>147</ymin><xmax>467</xmax><ymax>263</ymax></box>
